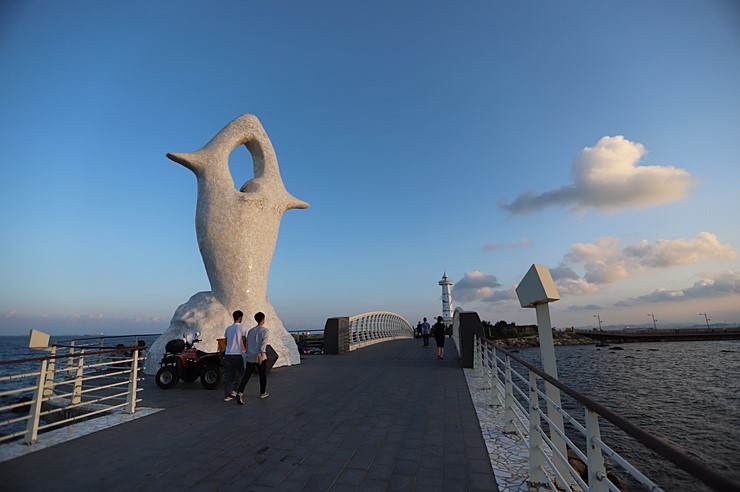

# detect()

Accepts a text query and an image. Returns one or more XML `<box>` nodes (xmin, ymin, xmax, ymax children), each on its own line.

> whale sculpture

<box><xmin>145</xmin><ymin>114</ymin><xmax>308</xmax><ymax>374</ymax></box>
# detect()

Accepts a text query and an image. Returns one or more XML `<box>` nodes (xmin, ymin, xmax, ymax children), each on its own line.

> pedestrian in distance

<box><xmin>236</xmin><ymin>311</ymin><xmax>270</xmax><ymax>405</ymax></box>
<box><xmin>223</xmin><ymin>310</ymin><xmax>248</xmax><ymax>401</ymax></box>
<box><xmin>421</xmin><ymin>317</ymin><xmax>431</xmax><ymax>348</ymax></box>
<box><xmin>416</xmin><ymin>321</ymin><xmax>422</xmax><ymax>339</ymax></box>
<box><xmin>433</xmin><ymin>316</ymin><xmax>446</xmax><ymax>359</ymax></box>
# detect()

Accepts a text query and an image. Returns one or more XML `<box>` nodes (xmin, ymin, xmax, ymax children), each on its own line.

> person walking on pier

<box><xmin>433</xmin><ymin>316</ymin><xmax>446</xmax><ymax>359</ymax></box>
<box><xmin>223</xmin><ymin>310</ymin><xmax>248</xmax><ymax>401</ymax></box>
<box><xmin>421</xmin><ymin>317</ymin><xmax>431</xmax><ymax>347</ymax></box>
<box><xmin>236</xmin><ymin>311</ymin><xmax>270</xmax><ymax>404</ymax></box>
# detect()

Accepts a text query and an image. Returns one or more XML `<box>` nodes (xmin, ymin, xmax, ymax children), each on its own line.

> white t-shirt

<box><xmin>224</xmin><ymin>322</ymin><xmax>248</xmax><ymax>355</ymax></box>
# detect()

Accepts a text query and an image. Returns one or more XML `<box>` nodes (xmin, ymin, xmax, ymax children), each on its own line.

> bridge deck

<box><xmin>1</xmin><ymin>338</ymin><xmax>498</xmax><ymax>491</ymax></box>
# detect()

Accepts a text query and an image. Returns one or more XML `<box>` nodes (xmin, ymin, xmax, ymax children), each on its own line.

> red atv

<box><xmin>155</xmin><ymin>336</ymin><xmax>223</xmax><ymax>390</ymax></box>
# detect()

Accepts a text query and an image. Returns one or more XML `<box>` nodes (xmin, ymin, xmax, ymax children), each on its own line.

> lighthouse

<box><xmin>438</xmin><ymin>272</ymin><xmax>454</xmax><ymax>325</ymax></box>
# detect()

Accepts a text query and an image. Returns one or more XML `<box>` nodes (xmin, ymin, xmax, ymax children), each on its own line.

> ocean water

<box><xmin>509</xmin><ymin>340</ymin><xmax>740</xmax><ymax>491</ymax></box>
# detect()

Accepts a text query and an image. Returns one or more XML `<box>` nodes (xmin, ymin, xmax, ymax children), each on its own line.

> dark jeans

<box><xmin>237</xmin><ymin>360</ymin><xmax>267</xmax><ymax>395</ymax></box>
<box><xmin>223</xmin><ymin>355</ymin><xmax>245</xmax><ymax>396</ymax></box>
<box><xmin>422</xmin><ymin>334</ymin><xmax>429</xmax><ymax>346</ymax></box>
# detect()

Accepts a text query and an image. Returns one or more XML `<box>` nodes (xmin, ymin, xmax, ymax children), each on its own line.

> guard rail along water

<box><xmin>472</xmin><ymin>335</ymin><xmax>740</xmax><ymax>492</ymax></box>
<box><xmin>0</xmin><ymin>330</ymin><xmax>147</xmax><ymax>445</ymax></box>
<box><xmin>323</xmin><ymin>312</ymin><xmax>414</xmax><ymax>354</ymax></box>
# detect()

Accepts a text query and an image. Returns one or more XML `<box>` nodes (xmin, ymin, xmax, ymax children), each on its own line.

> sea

<box><xmin>510</xmin><ymin>339</ymin><xmax>740</xmax><ymax>491</ymax></box>
<box><xmin>1</xmin><ymin>335</ymin><xmax>738</xmax><ymax>490</ymax></box>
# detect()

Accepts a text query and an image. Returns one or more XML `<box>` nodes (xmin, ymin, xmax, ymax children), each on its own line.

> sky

<box><xmin>1</xmin><ymin>1</ymin><xmax>739</xmax><ymax>336</ymax></box>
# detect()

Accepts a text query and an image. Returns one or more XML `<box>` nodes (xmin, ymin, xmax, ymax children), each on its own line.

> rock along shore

<box><xmin>490</xmin><ymin>333</ymin><xmax>595</xmax><ymax>349</ymax></box>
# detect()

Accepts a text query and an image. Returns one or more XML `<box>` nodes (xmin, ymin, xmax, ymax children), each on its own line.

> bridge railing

<box><xmin>0</xmin><ymin>340</ymin><xmax>145</xmax><ymax>445</ymax></box>
<box><xmin>473</xmin><ymin>335</ymin><xmax>739</xmax><ymax>492</ymax></box>
<box><xmin>348</xmin><ymin>311</ymin><xmax>414</xmax><ymax>350</ymax></box>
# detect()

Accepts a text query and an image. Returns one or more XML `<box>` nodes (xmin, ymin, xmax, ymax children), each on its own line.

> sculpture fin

<box><xmin>167</xmin><ymin>151</ymin><xmax>203</xmax><ymax>174</ymax></box>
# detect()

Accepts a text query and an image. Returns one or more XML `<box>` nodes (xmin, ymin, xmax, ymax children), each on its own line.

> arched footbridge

<box><xmin>322</xmin><ymin>311</ymin><xmax>415</xmax><ymax>353</ymax></box>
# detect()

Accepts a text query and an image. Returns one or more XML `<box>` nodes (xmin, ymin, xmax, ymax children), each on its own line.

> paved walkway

<box><xmin>1</xmin><ymin>338</ymin><xmax>499</xmax><ymax>492</ymax></box>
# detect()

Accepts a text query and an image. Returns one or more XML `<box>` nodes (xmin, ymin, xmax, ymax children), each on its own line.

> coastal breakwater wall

<box><xmin>574</xmin><ymin>327</ymin><xmax>740</xmax><ymax>343</ymax></box>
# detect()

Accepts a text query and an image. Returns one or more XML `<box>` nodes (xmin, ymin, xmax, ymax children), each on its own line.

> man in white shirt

<box><xmin>223</xmin><ymin>310</ymin><xmax>248</xmax><ymax>401</ymax></box>
<box><xmin>236</xmin><ymin>311</ymin><xmax>270</xmax><ymax>405</ymax></box>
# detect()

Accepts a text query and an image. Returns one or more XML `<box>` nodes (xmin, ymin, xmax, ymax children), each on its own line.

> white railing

<box><xmin>473</xmin><ymin>335</ymin><xmax>739</xmax><ymax>492</ymax></box>
<box><xmin>348</xmin><ymin>311</ymin><xmax>414</xmax><ymax>350</ymax></box>
<box><xmin>0</xmin><ymin>344</ymin><xmax>145</xmax><ymax>445</ymax></box>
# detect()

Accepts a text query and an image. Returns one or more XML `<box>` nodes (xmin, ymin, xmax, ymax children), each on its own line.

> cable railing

<box><xmin>0</xmin><ymin>331</ymin><xmax>147</xmax><ymax>445</ymax></box>
<box><xmin>473</xmin><ymin>335</ymin><xmax>740</xmax><ymax>492</ymax></box>
<box><xmin>347</xmin><ymin>311</ymin><xmax>414</xmax><ymax>350</ymax></box>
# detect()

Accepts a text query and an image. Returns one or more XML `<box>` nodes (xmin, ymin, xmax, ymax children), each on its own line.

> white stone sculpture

<box><xmin>145</xmin><ymin>114</ymin><xmax>309</xmax><ymax>375</ymax></box>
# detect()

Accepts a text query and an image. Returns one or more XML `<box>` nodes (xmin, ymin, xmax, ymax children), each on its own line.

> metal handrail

<box><xmin>478</xmin><ymin>337</ymin><xmax>740</xmax><ymax>492</ymax></box>
<box><xmin>0</xmin><ymin>343</ymin><xmax>145</xmax><ymax>445</ymax></box>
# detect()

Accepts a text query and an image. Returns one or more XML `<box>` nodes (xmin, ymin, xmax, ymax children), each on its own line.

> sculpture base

<box><xmin>144</xmin><ymin>292</ymin><xmax>301</xmax><ymax>375</ymax></box>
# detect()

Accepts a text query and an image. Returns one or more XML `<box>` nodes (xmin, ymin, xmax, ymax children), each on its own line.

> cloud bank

<box><xmin>552</xmin><ymin>232</ymin><xmax>736</xmax><ymax>295</ymax></box>
<box><xmin>452</xmin><ymin>271</ymin><xmax>517</xmax><ymax>303</ymax></box>
<box><xmin>615</xmin><ymin>271</ymin><xmax>740</xmax><ymax>306</ymax></box>
<box><xmin>500</xmin><ymin>136</ymin><xmax>696</xmax><ymax>214</ymax></box>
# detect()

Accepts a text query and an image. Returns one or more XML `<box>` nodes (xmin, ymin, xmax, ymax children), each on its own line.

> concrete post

<box><xmin>324</xmin><ymin>317</ymin><xmax>349</xmax><ymax>354</ymax></box>
<box><xmin>457</xmin><ymin>311</ymin><xmax>483</xmax><ymax>368</ymax></box>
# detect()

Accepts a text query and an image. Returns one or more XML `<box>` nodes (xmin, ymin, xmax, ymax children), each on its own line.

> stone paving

<box><xmin>0</xmin><ymin>338</ymin><xmax>500</xmax><ymax>492</ymax></box>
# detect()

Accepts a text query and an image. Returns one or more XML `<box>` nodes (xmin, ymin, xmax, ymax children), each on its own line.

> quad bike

<box><xmin>155</xmin><ymin>335</ymin><xmax>223</xmax><ymax>390</ymax></box>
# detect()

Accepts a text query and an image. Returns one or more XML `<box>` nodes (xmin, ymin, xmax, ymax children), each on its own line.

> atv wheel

<box><xmin>201</xmin><ymin>364</ymin><xmax>223</xmax><ymax>390</ymax></box>
<box><xmin>155</xmin><ymin>366</ymin><xmax>179</xmax><ymax>389</ymax></box>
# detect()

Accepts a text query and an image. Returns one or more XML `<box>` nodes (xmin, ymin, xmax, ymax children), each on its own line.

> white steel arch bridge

<box><xmin>347</xmin><ymin>311</ymin><xmax>414</xmax><ymax>350</ymax></box>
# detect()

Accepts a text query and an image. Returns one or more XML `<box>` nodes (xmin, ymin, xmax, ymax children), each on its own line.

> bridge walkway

<box><xmin>1</xmin><ymin>338</ymin><xmax>499</xmax><ymax>491</ymax></box>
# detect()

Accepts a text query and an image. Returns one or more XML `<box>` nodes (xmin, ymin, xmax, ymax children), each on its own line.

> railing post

<box><xmin>43</xmin><ymin>345</ymin><xmax>56</xmax><ymax>399</ymax></box>
<box><xmin>482</xmin><ymin>344</ymin><xmax>492</xmax><ymax>392</ymax></box>
<box><xmin>528</xmin><ymin>372</ymin><xmax>549</xmax><ymax>484</ymax></box>
<box><xmin>503</xmin><ymin>354</ymin><xmax>516</xmax><ymax>433</ymax></box>
<box><xmin>586</xmin><ymin>408</ymin><xmax>609</xmax><ymax>491</ymax></box>
<box><xmin>71</xmin><ymin>348</ymin><xmax>85</xmax><ymax>405</ymax></box>
<box><xmin>25</xmin><ymin>358</ymin><xmax>48</xmax><ymax>444</ymax></box>
<box><xmin>473</xmin><ymin>337</ymin><xmax>481</xmax><ymax>373</ymax></box>
<box><xmin>66</xmin><ymin>340</ymin><xmax>76</xmax><ymax>375</ymax></box>
<box><xmin>490</xmin><ymin>347</ymin><xmax>504</xmax><ymax>408</ymax></box>
<box><xmin>125</xmin><ymin>349</ymin><xmax>140</xmax><ymax>414</ymax></box>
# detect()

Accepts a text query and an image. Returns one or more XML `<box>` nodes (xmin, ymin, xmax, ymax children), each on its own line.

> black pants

<box><xmin>423</xmin><ymin>334</ymin><xmax>429</xmax><ymax>346</ymax></box>
<box><xmin>237</xmin><ymin>360</ymin><xmax>267</xmax><ymax>394</ymax></box>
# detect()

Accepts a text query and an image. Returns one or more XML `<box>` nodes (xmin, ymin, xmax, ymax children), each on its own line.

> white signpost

<box><xmin>515</xmin><ymin>264</ymin><xmax>568</xmax><ymax>488</ymax></box>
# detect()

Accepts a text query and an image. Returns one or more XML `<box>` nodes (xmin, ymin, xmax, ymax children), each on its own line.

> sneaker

<box><xmin>259</xmin><ymin>392</ymin><xmax>270</xmax><ymax>399</ymax></box>
<box><xmin>224</xmin><ymin>392</ymin><xmax>236</xmax><ymax>402</ymax></box>
<box><xmin>236</xmin><ymin>393</ymin><xmax>244</xmax><ymax>405</ymax></box>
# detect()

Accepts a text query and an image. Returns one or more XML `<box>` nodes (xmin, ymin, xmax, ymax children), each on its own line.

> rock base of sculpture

<box><xmin>144</xmin><ymin>292</ymin><xmax>300</xmax><ymax>375</ymax></box>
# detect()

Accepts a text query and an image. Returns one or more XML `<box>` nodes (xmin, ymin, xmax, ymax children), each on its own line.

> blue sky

<box><xmin>1</xmin><ymin>1</ymin><xmax>739</xmax><ymax>336</ymax></box>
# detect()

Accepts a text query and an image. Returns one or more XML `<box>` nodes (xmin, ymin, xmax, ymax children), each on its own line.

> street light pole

<box><xmin>699</xmin><ymin>312</ymin><xmax>711</xmax><ymax>330</ymax></box>
<box><xmin>647</xmin><ymin>313</ymin><xmax>657</xmax><ymax>330</ymax></box>
<box><xmin>593</xmin><ymin>314</ymin><xmax>603</xmax><ymax>330</ymax></box>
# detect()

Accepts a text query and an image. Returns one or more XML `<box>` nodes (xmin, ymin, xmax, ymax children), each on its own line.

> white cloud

<box><xmin>623</xmin><ymin>231</ymin><xmax>736</xmax><ymax>267</ymax></box>
<box><xmin>553</xmin><ymin>232</ymin><xmax>736</xmax><ymax>295</ymax></box>
<box><xmin>452</xmin><ymin>271</ymin><xmax>518</xmax><ymax>304</ymax></box>
<box><xmin>551</xmin><ymin>265</ymin><xmax>601</xmax><ymax>295</ymax></box>
<box><xmin>500</xmin><ymin>135</ymin><xmax>696</xmax><ymax>214</ymax></box>
<box><xmin>616</xmin><ymin>270</ymin><xmax>740</xmax><ymax>306</ymax></box>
